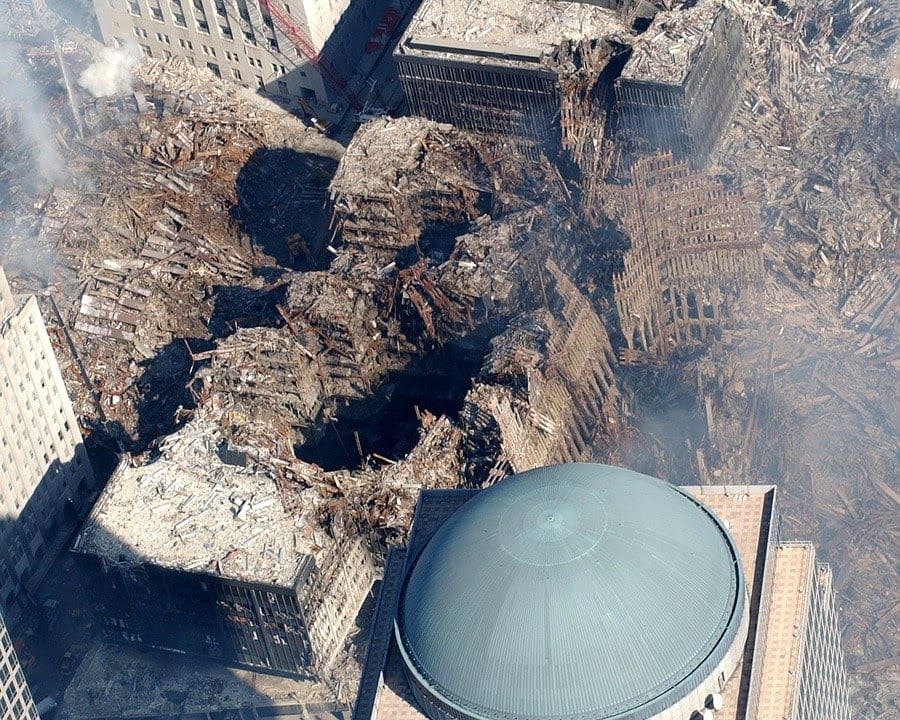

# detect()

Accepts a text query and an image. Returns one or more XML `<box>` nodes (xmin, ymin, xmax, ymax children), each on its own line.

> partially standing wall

<box><xmin>613</xmin><ymin>153</ymin><xmax>763</xmax><ymax>357</ymax></box>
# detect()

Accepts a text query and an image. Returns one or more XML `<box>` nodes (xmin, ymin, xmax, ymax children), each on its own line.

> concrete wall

<box><xmin>0</xmin><ymin>268</ymin><xmax>95</xmax><ymax>612</ymax></box>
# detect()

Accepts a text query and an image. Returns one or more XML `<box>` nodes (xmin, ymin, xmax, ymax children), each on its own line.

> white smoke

<box><xmin>78</xmin><ymin>44</ymin><xmax>140</xmax><ymax>98</ymax></box>
<box><xmin>0</xmin><ymin>40</ymin><xmax>66</xmax><ymax>184</ymax></box>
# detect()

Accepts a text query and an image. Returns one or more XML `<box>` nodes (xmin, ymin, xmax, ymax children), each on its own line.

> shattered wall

<box><xmin>461</xmin><ymin>260</ymin><xmax>620</xmax><ymax>482</ymax></box>
<box><xmin>613</xmin><ymin>153</ymin><xmax>764</xmax><ymax>357</ymax></box>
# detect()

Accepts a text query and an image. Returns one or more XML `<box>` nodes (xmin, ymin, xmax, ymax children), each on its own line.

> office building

<box><xmin>0</xmin><ymin>267</ymin><xmax>95</xmax><ymax>613</ymax></box>
<box><xmin>0</xmin><ymin>612</ymin><xmax>38</xmax><ymax>720</ymax></box>
<box><xmin>72</xmin><ymin>416</ymin><xmax>377</xmax><ymax>679</ymax></box>
<box><xmin>91</xmin><ymin>0</ymin><xmax>394</xmax><ymax>109</ymax></box>
<box><xmin>353</xmin><ymin>464</ymin><xmax>852</xmax><ymax>720</ymax></box>
<box><xmin>394</xmin><ymin>0</ymin><xmax>745</xmax><ymax>164</ymax></box>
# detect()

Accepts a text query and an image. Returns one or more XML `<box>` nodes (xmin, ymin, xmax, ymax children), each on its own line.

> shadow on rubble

<box><xmin>232</xmin><ymin>148</ymin><xmax>339</xmax><ymax>271</ymax></box>
<box><xmin>133</xmin><ymin>337</ymin><xmax>213</xmax><ymax>451</ymax></box>
<box><xmin>208</xmin><ymin>281</ymin><xmax>288</xmax><ymax>338</ymax></box>
<box><xmin>295</xmin><ymin>337</ymin><xmax>488</xmax><ymax>471</ymax></box>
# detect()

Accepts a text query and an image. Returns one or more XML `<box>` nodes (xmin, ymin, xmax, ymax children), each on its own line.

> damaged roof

<box><xmin>72</xmin><ymin>416</ymin><xmax>320</xmax><ymax>586</ymax></box>
<box><xmin>397</xmin><ymin>0</ymin><xmax>633</xmax><ymax>68</ymax></box>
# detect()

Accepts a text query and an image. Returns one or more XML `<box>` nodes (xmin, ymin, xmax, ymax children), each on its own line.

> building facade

<box><xmin>0</xmin><ymin>267</ymin><xmax>95</xmax><ymax>613</ymax></box>
<box><xmin>0</xmin><ymin>612</ymin><xmax>38</xmax><ymax>720</ymax></box>
<box><xmin>614</xmin><ymin>1</ymin><xmax>746</xmax><ymax>164</ymax></box>
<box><xmin>395</xmin><ymin>1</ymin><xmax>745</xmax><ymax>167</ymax></box>
<box><xmin>795</xmin><ymin>556</ymin><xmax>854</xmax><ymax>720</ymax></box>
<box><xmin>74</xmin><ymin>535</ymin><xmax>375</xmax><ymax>678</ymax></box>
<box><xmin>394</xmin><ymin>0</ymin><xmax>632</xmax><ymax>149</ymax></box>
<box><xmin>71</xmin><ymin>417</ymin><xmax>378</xmax><ymax>679</ymax></box>
<box><xmin>352</xmin><ymin>467</ymin><xmax>853</xmax><ymax>720</ymax></box>
<box><xmin>91</xmin><ymin>0</ymin><xmax>391</xmax><ymax>109</ymax></box>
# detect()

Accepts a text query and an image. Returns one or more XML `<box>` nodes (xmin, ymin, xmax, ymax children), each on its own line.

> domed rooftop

<box><xmin>395</xmin><ymin>464</ymin><xmax>745</xmax><ymax>720</ymax></box>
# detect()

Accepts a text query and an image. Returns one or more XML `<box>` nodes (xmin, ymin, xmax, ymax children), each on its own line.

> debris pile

<box><xmin>462</xmin><ymin>260</ymin><xmax>621</xmax><ymax>482</ymax></box>
<box><xmin>2</xmin><ymin>57</ymin><xmax>342</xmax><ymax>441</ymax></box>
<box><xmin>717</xmin><ymin>0</ymin><xmax>898</xmax><ymax>292</ymax></box>
<box><xmin>329</xmin><ymin>116</ymin><xmax>560</xmax><ymax>251</ymax></box>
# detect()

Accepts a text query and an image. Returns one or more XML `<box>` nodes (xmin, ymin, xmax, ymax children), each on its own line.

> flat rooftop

<box><xmin>620</xmin><ymin>0</ymin><xmax>725</xmax><ymax>84</ymax></box>
<box><xmin>754</xmin><ymin>543</ymin><xmax>815</xmax><ymax>719</ymax></box>
<box><xmin>73</xmin><ymin>417</ymin><xmax>318</xmax><ymax>586</ymax></box>
<box><xmin>397</xmin><ymin>0</ymin><xmax>632</xmax><ymax>68</ymax></box>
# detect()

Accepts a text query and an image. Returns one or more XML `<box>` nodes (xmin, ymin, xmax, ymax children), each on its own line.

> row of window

<box><xmin>125</xmin><ymin>0</ymin><xmax>283</xmax><ymax>52</ymax></box>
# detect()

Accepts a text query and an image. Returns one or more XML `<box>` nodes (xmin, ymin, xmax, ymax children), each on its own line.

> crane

<box><xmin>256</xmin><ymin>0</ymin><xmax>363</xmax><ymax>111</ymax></box>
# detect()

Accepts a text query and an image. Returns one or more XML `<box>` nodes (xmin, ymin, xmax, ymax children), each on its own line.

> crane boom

<box><xmin>256</xmin><ymin>0</ymin><xmax>363</xmax><ymax>111</ymax></box>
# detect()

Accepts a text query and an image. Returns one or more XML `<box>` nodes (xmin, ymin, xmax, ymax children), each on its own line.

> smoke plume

<box><xmin>78</xmin><ymin>44</ymin><xmax>140</xmax><ymax>98</ymax></box>
<box><xmin>0</xmin><ymin>40</ymin><xmax>66</xmax><ymax>184</ymax></box>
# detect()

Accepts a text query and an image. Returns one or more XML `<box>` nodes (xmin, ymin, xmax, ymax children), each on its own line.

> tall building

<box><xmin>72</xmin><ymin>416</ymin><xmax>377</xmax><ymax>679</ymax></box>
<box><xmin>90</xmin><ymin>0</ymin><xmax>393</xmax><ymax>109</ymax></box>
<box><xmin>0</xmin><ymin>612</ymin><xmax>38</xmax><ymax>720</ymax></box>
<box><xmin>352</xmin><ymin>464</ymin><xmax>853</xmax><ymax>720</ymax></box>
<box><xmin>0</xmin><ymin>267</ymin><xmax>95</xmax><ymax>613</ymax></box>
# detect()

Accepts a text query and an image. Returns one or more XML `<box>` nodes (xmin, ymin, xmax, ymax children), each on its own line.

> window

<box><xmin>173</xmin><ymin>13</ymin><xmax>186</xmax><ymax>26</ymax></box>
<box><xmin>255</xmin><ymin>75</ymin><xmax>264</xmax><ymax>88</ymax></box>
<box><xmin>141</xmin><ymin>44</ymin><xmax>153</xmax><ymax>56</ymax></box>
<box><xmin>198</xmin><ymin>19</ymin><xmax>209</xmax><ymax>32</ymax></box>
<box><xmin>268</xmin><ymin>36</ymin><xmax>278</xmax><ymax>51</ymax></box>
<box><xmin>277</xmin><ymin>80</ymin><xmax>288</xmax><ymax>95</ymax></box>
<box><xmin>207</xmin><ymin>62</ymin><xmax>221</xmax><ymax>77</ymax></box>
<box><xmin>127</xmin><ymin>0</ymin><xmax>141</xmax><ymax>15</ymax></box>
<box><xmin>163</xmin><ymin>49</ymin><xmax>172</xmax><ymax>59</ymax></box>
<box><xmin>150</xmin><ymin>6</ymin><xmax>163</xmax><ymax>20</ymax></box>
<box><xmin>220</xmin><ymin>24</ymin><xmax>233</xmax><ymax>39</ymax></box>
<box><xmin>232</xmin><ymin>68</ymin><xmax>242</xmax><ymax>80</ymax></box>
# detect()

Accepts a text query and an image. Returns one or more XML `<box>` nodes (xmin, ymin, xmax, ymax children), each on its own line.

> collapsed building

<box><xmin>328</xmin><ymin>116</ymin><xmax>559</xmax><ymax>252</ymax></box>
<box><xmin>612</xmin><ymin>153</ymin><xmax>764</xmax><ymax>358</ymax></box>
<box><xmin>71</xmin><ymin>417</ymin><xmax>378</xmax><ymax>679</ymax></box>
<box><xmin>461</xmin><ymin>261</ymin><xmax>621</xmax><ymax>481</ymax></box>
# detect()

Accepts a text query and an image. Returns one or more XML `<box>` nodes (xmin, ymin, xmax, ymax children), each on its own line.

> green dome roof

<box><xmin>395</xmin><ymin>464</ymin><xmax>745</xmax><ymax>720</ymax></box>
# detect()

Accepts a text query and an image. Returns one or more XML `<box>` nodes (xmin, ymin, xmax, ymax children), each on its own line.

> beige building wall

<box><xmin>0</xmin><ymin>612</ymin><xmax>38</xmax><ymax>720</ymax></box>
<box><xmin>91</xmin><ymin>0</ymin><xmax>381</xmax><ymax>108</ymax></box>
<box><xmin>0</xmin><ymin>267</ymin><xmax>94</xmax><ymax>612</ymax></box>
